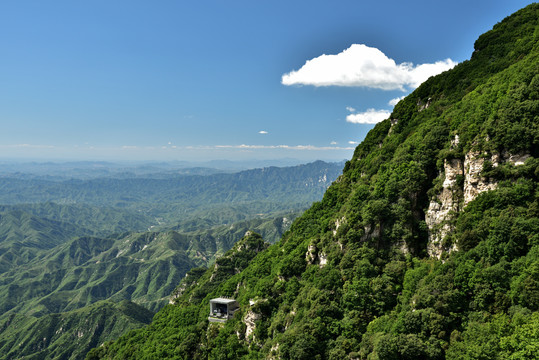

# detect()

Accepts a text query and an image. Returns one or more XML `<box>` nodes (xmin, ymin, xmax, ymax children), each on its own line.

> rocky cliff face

<box><xmin>462</xmin><ymin>149</ymin><xmax>499</xmax><ymax>206</ymax></box>
<box><xmin>243</xmin><ymin>298</ymin><xmax>265</xmax><ymax>343</ymax></box>
<box><xmin>426</xmin><ymin>141</ymin><xmax>530</xmax><ymax>258</ymax></box>
<box><xmin>425</xmin><ymin>157</ymin><xmax>463</xmax><ymax>258</ymax></box>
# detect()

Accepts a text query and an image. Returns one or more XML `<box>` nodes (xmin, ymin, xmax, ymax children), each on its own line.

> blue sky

<box><xmin>0</xmin><ymin>0</ymin><xmax>534</xmax><ymax>162</ymax></box>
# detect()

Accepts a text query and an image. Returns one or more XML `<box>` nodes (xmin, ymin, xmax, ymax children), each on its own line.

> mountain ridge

<box><xmin>0</xmin><ymin>160</ymin><xmax>343</xmax><ymax>232</ymax></box>
<box><xmin>0</xmin><ymin>212</ymin><xmax>302</xmax><ymax>359</ymax></box>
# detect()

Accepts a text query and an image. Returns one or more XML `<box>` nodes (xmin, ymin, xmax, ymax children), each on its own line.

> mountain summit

<box><xmin>89</xmin><ymin>4</ymin><xmax>539</xmax><ymax>359</ymax></box>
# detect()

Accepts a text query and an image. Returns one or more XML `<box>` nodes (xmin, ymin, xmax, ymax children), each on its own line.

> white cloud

<box><xmin>0</xmin><ymin>143</ymin><xmax>55</xmax><ymax>149</ymax></box>
<box><xmin>346</xmin><ymin>108</ymin><xmax>390</xmax><ymax>124</ymax></box>
<box><xmin>214</xmin><ymin>144</ymin><xmax>354</xmax><ymax>151</ymax></box>
<box><xmin>258</xmin><ymin>131</ymin><xmax>268</xmax><ymax>134</ymax></box>
<box><xmin>346</xmin><ymin>106</ymin><xmax>356</xmax><ymax>113</ymax></box>
<box><xmin>330</xmin><ymin>141</ymin><xmax>338</xmax><ymax>145</ymax></box>
<box><xmin>282</xmin><ymin>44</ymin><xmax>457</xmax><ymax>91</ymax></box>
<box><xmin>388</xmin><ymin>96</ymin><xmax>406</xmax><ymax>106</ymax></box>
<box><xmin>348</xmin><ymin>141</ymin><xmax>358</xmax><ymax>145</ymax></box>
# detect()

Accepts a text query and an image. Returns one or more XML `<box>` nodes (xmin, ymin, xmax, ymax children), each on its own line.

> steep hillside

<box><xmin>0</xmin><ymin>214</ymin><xmax>295</xmax><ymax>359</ymax></box>
<box><xmin>0</xmin><ymin>202</ymin><xmax>152</xmax><ymax>236</ymax></box>
<box><xmin>89</xmin><ymin>4</ymin><xmax>539</xmax><ymax>359</ymax></box>
<box><xmin>0</xmin><ymin>209</ymin><xmax>94</xmax><ymax>272</ymax></box>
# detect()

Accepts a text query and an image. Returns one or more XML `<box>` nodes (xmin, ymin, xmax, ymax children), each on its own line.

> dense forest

<box><xmin>88</xmin><ymin>4</ymin><xmax>539</xmax><ymax>359</ymax></box>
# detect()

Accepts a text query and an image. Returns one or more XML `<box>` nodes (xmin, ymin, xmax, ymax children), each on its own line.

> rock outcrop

<box><xmin>305</xmin><ymin>243</ymin><xmax>317</xmax><ymax>264</ymax></box>
<box><xmin>305</xmin><ymin>241</ymin><xmax>328</xmax><ymax>268</ymax></box>
<box><xmin>244</xmin><ymin>309</ymin><xmax>261</xmax><ymax>340</ymax></box>
<box><xmin>426</xmin><ymin>139</ymin><xmax>530</xmax><ymax>258</ymax></box>
<box><xmin>463</xmin><ymin>150</ymin><xmax>499</xmax><ymax>206</ymax></box>
<box><xmin>243</xmin><ymin>298</ymin><xmax>266</xmax><ymax>343</ymax></box>
<box><xmin>425</xmin><ymin>158</ymin><xmax>463</xmax><ymax>258</ymax></box>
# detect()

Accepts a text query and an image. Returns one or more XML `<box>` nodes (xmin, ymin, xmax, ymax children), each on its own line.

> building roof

<box><xmin>210</xmin><ymin>297</ymin><xmax>238</xmax><ymax>304</ymax></box>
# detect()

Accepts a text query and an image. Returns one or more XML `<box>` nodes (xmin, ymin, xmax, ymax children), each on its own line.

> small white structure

<box><xmin>209</xmin><ymin>297</ymin><xmax>239</xmax><ymax>322</ymax></box>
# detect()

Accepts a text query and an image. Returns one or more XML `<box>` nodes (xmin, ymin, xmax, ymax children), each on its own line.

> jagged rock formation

<box><xmin>243</xmin><ymin>298</ymin><xmax>266</xmax><ymax>343</ymax></box>
<box><xmin>305</xmin><ymin>242</ymin><xmax>328</xmax><ymax>267</ymax></box>
<box><xmin>463</xmin><ymin>149</ymin><xmax>499</xmax><ymax>206</ymax></box>
<box><xmin>305</xmin><ymin>243</ymin><xmax>317</xmax><ymax>264</ymax></box>
<box><xmin>244</xmin><ymin>309</ymin><xmax>260</xmax><ymax>340</ymax></box>
<box><xmin>426</xmin><ymin>144</ymin><xmax>531</xmax><ymax>258</ymax></box>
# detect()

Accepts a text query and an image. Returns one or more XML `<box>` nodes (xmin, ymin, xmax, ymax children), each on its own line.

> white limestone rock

<box><xmin>426</xmin><ymin>138</ymin><xmax>531</xmax><ymax>258</ymax></box>
<box><xmin>425</xmin><ymin>158</ymin><xmax>463</xmax><ymax>258</ymax></box>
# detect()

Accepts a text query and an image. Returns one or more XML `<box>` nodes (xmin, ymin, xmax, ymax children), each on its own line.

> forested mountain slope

<box><xmin>0</xmin><ymin>213</ymin><xmax>297</xmax><ymax>359</ymax></box>
<box><xmin>0</xmin><ymin>300</ymin><xmax>154</xmax><ymax>360</ymax></box>
<box><xmin>89</xmin><ymin>4</ymin><xmax>539</xmax><ymax>359</ymax></box>
<box><xmin>0</xmin><ymin>202</ymin><xmax>152</xmax><ymax>236</ymax></box>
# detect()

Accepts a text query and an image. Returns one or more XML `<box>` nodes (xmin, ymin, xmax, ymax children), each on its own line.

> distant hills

<box><xmin>0</xmin><ymin>160</ymin><xmax>338</xmax><ymax>359</ymax></box>
<box><xmin>0</xmin><ymin>215</ymin><xmax>298</xmax><ymax>359</ymax></box>
<box><xmin>0</xmin><ymin>214</ymin><xmax>298</xmax><ymax>317</ymax></box>
<box><xmin>0</xmin><ymin>160</ymin><xmax>343</xmax><ymax>229</ymax></box>
<box><xmin>0</xmin><ymin>158</ymin><xmax>330</xmax><ymax>180</ymax></box>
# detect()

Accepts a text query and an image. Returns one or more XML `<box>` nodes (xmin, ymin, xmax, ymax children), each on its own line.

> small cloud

<box><xmin>6</xmin><ymin>144</ymin><xmax>55</xmax><ymax>149</ymax></box>
<box><xmin>388</xmin><ymin>96</ymin><xmax>406</xmax><ymax>106</ymax></box>
<box><xmin>348</xmin><ymin>141</ymin><xmax>358</xmax><ymax>145</ymax></box>
<box><xmin>214</xmin><ymin>144</ymin><xmax>354</xmax><ymax>150</ymax></box>
<box><xmin>330</xmin><ymin>141</ymin><xmax>338</xmax><ymax>145</ymax></box>
<box><xmin>282</xmin><ymin>44</ymin><xmax>457</xmax><ymax>91</ymax></box>
<box><xmin>259</xmin><ymin>131</ymin><xmax>268</xmax><ymax>134</ymax></box>
<box><xmin>346</xmin><ymin>108</ymin><xmax>390</xmax><ymax>124</ymax></box>
<box><xmin>346</xmin><ymin>106</ymin><xmax>356</xmax><ymax>113</ymax></box>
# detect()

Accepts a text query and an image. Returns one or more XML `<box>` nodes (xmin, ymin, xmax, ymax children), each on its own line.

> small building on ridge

<box><xmin>209</xmin><ymin>298</ymin><xmax>239</xmax><ymax>322</ymax></box>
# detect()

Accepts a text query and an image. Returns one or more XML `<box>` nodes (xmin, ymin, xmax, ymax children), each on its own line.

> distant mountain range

<box><xmin>0</xmin><ymin>160</ymin><xmax>343</xmax><ymax>229</ymax></box>
<box><xmin>0</xmin><ymin>300</ymin><xmax>154</xmax><ymax>360</ymax></box>
<box><xmin>0</xmin><ymin>161</ymin><xmax>337</xmax><ymax>359</ymax></box>
<box><xmin>0</xmin><ymin>158</ymin><xmax>340</xmax><ymax>180</ymax></box>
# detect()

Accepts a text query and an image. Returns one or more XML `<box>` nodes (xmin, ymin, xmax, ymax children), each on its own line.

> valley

<box><xmin>0</xmin><ymin>160</ymin><xmax>341</xmax><ymax>359</ymax></box>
